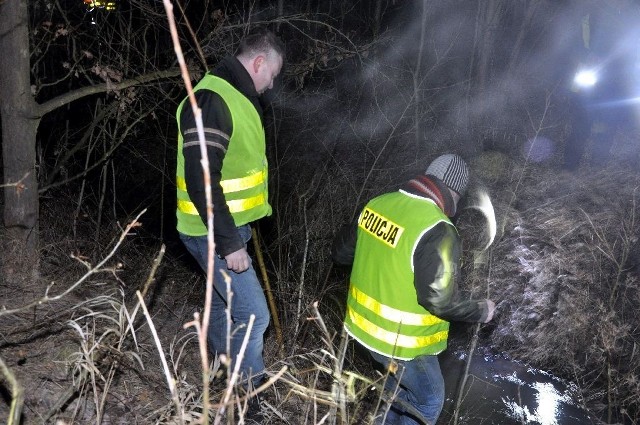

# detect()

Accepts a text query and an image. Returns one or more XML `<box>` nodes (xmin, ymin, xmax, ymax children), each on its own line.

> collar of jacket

<box><xmin>213</xmin><ymin>55</ymin><xmax>259</xmax><ymax>99</ymax></box>
<box><xmin>401</xmin><ymin>174</ymin><xmax>456</xmax><ymax>217</ymax></box>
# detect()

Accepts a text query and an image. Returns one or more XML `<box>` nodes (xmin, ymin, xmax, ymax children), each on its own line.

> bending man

<box><xmin>333</xmin><ymin>154</ymin><xmax>495</xmax><ymax>425</ymax></box>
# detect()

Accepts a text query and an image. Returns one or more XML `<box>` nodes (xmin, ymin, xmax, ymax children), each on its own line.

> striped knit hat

<box><xmin>425</xmin><ymin>154</ymin><xmax>469</xmax><ymax>196</ymax></box>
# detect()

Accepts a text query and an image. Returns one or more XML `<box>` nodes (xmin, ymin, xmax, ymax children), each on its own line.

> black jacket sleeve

<box><xmin>413</xmin><ymin>222</ymin><xmax>490</xmax><ymax>323</ymax></box>
<box><xmin>180</xmin><ymin>89</ymin><xmax>244</xmax><ymax>257</ymax></box>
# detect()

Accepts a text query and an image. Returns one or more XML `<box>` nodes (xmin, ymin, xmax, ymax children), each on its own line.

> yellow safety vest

<box><xmin>345</xmin><ymin>191</ymin><xmax>454</xmax><ymax>360</ymax></box>
<box><xmin>175</xmin><ymin>74</ymin><xmax>271</xmax><ymax>235</ymax></box>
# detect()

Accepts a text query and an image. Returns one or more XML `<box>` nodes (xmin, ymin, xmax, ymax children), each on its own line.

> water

<box><xmin>439</xmin><ymin>344</ymin><xmax>597</xmax><ymax>425</ymax></box>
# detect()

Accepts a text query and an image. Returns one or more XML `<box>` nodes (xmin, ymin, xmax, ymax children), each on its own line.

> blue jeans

<box><xmin>180</xmin><ymin>225</ymin><xmax>270</xmax><ymax>385</ymax></box>
<box><xmin>370</xmin><ymin>350</ymin><xmax>445</xmax><ymax>425</ymax></box>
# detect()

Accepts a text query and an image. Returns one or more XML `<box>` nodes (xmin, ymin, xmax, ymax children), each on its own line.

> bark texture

<box><xmin>0</xmin><ymin>0</ymin><xmax>41</xmax><ymax>283</ymax></box>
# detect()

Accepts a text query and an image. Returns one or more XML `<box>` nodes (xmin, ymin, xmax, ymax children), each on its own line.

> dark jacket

<box><xmin>179</xmin><ymin>56</ymin><xmax>264</xmax><ymax>257</ymax></box>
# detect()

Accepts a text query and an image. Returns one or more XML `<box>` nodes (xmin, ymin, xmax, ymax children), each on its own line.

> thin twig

<box><xmin>140</xmin><ymin>243</ymin><xmax>166</xmax><ymax>300</ymax></box>
<box><xmin>0</xmin><ymin>171</ymin><xmax>30</xmax><ymax>191</ymax></box>
<box><xmin>215</xmin><ymin>315</ymin><xmax>255</xmax><ymax>425</ymax></box>
<box><xmin>452</xmin><ymin>322</ymin><xmax>480</xmax><ymax>425</ymax></box>
<box><xmin>294</xmin><ymin>198</ymin><xmax>311</xmax><ymax>342</ymax></box>
<box><xmin>0</xmin><ymin>209</ymin><xmax>146</xmax><ymax>317</ymax></box>
<box><xmin>0</xmin><ymin>357</ymin><xmax>23</xmax><ymax>425</ymax></box>
<box><xmin>162</xmin><ymin>2</ymin><xmax>215</xmax><ymax>423</ymax></box>
<box><xmin>137</xmin><ymin>290</ymin><xmax>185</xmax><ymax>424</ymax></box>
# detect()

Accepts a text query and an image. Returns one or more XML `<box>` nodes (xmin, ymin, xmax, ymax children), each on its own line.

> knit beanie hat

<box><xmin>425</xmin><ymin>154</ymin><xmax>469</xmax><ymax>196</ymax></box>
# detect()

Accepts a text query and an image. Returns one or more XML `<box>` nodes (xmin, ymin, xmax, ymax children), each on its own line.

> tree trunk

<box><xmin>277</xmin><ymin>0</ymin><xmax>283</xmax><ymax>31</ymax></box>
<box><xmin>0</xmin><ymin>1</ymin><xmax>182</xmax><ymax>285</ymax></box>
<box><xmin>413</xmin><ymin>0</ymin><xmax>427</xmax><ymax>149</ymax></box>
<box><xmin>508</xmin><ymin>1</ymin><xmax>539</xmax><ymax>73</ymax></box>
<box><xmin>0</xmin><ymin>0</ymin><xmax>42</xmax><ymax>284</ymax></box>
<box><xmin>373</xmin><ymin>0</ymin><xmax>383</xmax><ymax>36</ymax></box>
<box><xmin>476</xmin><ymin>0</ymin><xmax>502</xmax><ymax>94</ymax></box>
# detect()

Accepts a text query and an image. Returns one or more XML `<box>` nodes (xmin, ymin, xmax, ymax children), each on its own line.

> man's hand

<box><xmin>225</xmin><ymin>247</ymin><xmax>250</xmax><ymax>273</ymax></box>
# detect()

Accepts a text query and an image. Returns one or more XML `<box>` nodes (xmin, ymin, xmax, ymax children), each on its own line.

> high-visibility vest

<box><xmin>344</xmin><ymin>190</ymin><xmax>455</xmax><ymax>360</ymax></box>
<box><xmin>175</xmin><ymin>74</ymin><xmax>271</xmax><ymax>236</ymax></box>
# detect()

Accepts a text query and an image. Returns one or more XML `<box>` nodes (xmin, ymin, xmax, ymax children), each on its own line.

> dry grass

<box><xmin>0</xmin><ymin>188</ymin><xmax>391</xmax><ymax>424</ymax></box>
<box><xmin>3</xmin><ymin>143</ymin><xmax>640</xmax><ymax>424</ymax></box>
<box><xmin>458</xmin><ymin>159</ymin><xmax>640</xmax><ymax>424</ymax></box>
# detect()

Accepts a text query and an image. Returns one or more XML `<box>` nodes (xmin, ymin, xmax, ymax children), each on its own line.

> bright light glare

<box><xmin>468</xmin><ymin>190</ymin><xmax>496</xmax><ymax>251</ymax></box>
<box><xmin>574</xmin><ymin>69</ymin><xmax>598</xmax><ymax>88</ymax></box>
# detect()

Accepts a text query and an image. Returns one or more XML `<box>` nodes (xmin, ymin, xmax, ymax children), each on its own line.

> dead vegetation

<box><xmin>2</xmin><ymin>155</ymin><xmax>640</xmax><ymax>424</ymax></box>
<box><xmin>459</xmin><ymin>159</ymin><xmax>640</xmax><ymax>424</ymax></box>
<box><xmin>2</xmin><ymin>1</ymin><xmax>640</xmax><ymax>423</ymax></box>
<box><xmin>0</xmin><ymin>189</ymin><xmax>384</xmax><ymax>424</ymax></box>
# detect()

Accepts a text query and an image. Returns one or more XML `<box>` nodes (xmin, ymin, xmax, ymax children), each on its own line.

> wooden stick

<box><xmin>251</xmin><ymin>227</ymin><xmax>284</xmax><ymax>356</ymax></box>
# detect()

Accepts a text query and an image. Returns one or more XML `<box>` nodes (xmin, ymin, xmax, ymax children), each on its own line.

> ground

<box><xmin>2</xmin><ymin>158</ymin><xmax>640</xmax><ymax>424</ymax></box>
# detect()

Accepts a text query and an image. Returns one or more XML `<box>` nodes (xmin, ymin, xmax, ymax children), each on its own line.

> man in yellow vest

<box><xmin>333</xmin><ymin>154</ymin><xmax>495</xmax><ymax>425</ymax></box>
<box><xmin>175</xmin><ymin>28</ymin><xmax>284</xmax><ymax>391</ymax></box>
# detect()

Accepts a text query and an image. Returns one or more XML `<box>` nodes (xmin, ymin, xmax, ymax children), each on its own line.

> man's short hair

<box><xmin>237</xmin><ymin>27</ymin><xmax>285</xmax><ymax>61</ymax></box>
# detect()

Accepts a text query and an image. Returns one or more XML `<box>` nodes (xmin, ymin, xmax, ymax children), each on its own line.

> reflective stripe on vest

<box><xmin>346</xmin><ymin>306</ymin><xmax>448</xmax><ymax>349</ymax></box>
<box><xmin>177</xmin><ymin>193</ymin><xmax>265</xmax><ymax>215</ymax></box>
<box><xmin>349</xmin><ymin>286</ymin><xmax>445</xmax><ymax>327</ymax></box>
<box><xmin>176</xmin><ymin>170</ymin><xmax>266</xmax><ymax>214</ymax></box>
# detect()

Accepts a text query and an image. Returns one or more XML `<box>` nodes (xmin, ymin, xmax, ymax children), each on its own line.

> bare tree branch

<box><xmin>35</xmin><ymin>69</ymin><xmax>184</xmax><ymax>117</ymax></box>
